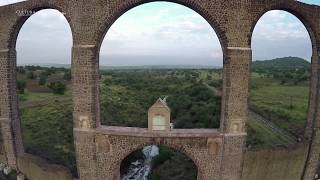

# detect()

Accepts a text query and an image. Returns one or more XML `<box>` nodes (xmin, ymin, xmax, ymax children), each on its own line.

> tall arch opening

<box><xmin>242</xmin><ymin>9</ymin><xmax>313</xmax><ymax>179</ymax></box>
<box><xmin>99</xmin><ymin>2</ymin><xmax>223</xmax><ymax>130</ymax></box>
<box><xmin>239</xmin><ymin>9</ymin><xmax>317</xmax><ymax>180</ymax></box>
<box><xmin>249</xmin><ymin>10</ymin><xmax>313</xmax><ymax>148</ymax></box>
<box><xmin>16</xmin><ymin>9</ymin><xmax>76</xmax><ymax>176</ymax></box>
<box><xmin>120</xmin><ymin>145</ymin><xmax>198</xmax><ymax>180</ymax></box>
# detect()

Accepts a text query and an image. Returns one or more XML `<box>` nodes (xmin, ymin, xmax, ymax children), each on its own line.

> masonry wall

<box><xmin>0</xmin><ymin>0</ymin><xmax>319</xmax><ymax>180</ymax></box>
<box><xmin>242</xmin><ymin>144</ymin><xmax>309</xmax><ymax>180</ymax></box>
<box><xmin>17</xmin><ymin>154</ymin><xmax>73</xmax><ymax>180</ymax></box>
<box><xmin>76</xmin><ymin>128</ymin><xmax>225</xmax><ymax>180</ymax></box>
<box><xmin>0</xmin><ymin>138</ymin><xmax>311</xmax><ymax>180</ymax></box>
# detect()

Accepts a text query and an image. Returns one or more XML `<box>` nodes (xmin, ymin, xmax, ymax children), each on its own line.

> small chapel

<box><xmin>148</xmin><ymin>98</ymin><xmax>171</xmax><ymax>131</ymax></box>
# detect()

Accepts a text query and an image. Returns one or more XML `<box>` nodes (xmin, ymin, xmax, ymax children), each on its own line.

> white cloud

<box><xmin>0</xmin><ymin>0</ymin><xmax>27</xmax><ymax>6</ymax></box>
<box><xmin>252</xmin><ymin>10</ymin><xmax>312</xmax><ymax>61</ymax></box>
<box><xmin>6</xmin><ymin>1</ymin><xmax>315</xmax><ymax>66</ymax></box>
<box><xmin>100</xmin><ymin>4</ymin><xmax>221</xmax><ymax>66</ymax></box>
<box><xmin>253</xmin><ymin>10</ymin><xmax>308</xmax><ymax>41</ymax></box>
<box><xmin>16</xmin><ymin>9</ymin><xmax>72</xmax><ymax>65</ymax></box>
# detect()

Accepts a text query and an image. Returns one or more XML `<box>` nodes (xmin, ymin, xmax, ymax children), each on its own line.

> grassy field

<box><xmin>20</xmin><ymin>99</ymin><xmax>76</xmax><ymax>176</ymax></box>
<box><xmin>246</xmin><ymin>112</ymin><xmax>296</xmax><ymax>148</ymax></box>
<box><xmin>250</xmin><ymin>76</ymin><xmax>309</xmax><ymax>138</ymax></box>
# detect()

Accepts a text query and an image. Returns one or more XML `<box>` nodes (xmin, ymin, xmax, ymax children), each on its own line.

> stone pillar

<box><xmin>302</xmin><ymin>130</ymin><xmax>320</xmax><ymax>180</ymax></box>
<box><xmin>0</xmin><ymin>49</ymin><xmax>24</xmax><ymax>169</ymax></box>
<box><xmin>72</xmin><ymin>45</ymin><xmax>100</xmax><ymax>129</ymax></box>
<box><xmin>74</xmin><ymin>129</ymin><xmax>98</xmax><ymax>180</ymax></box>
<box><xmin>72</xmin><ymin>45</ymin><xmax>100</xmax><ymax>180</ymax></box>
<box><xmin>220</xmin><ymin>47</ymin><xmax>251</xmax><ymax>180</ymax></box>
<box><xmin>220</xmin><ymin>134</ymin><xmax>246</xmax><ymax>180</ymax></box>
<box><xmin>302</xmin><ymin>48</ymin><xmax>320</xmax><ymax>180</ymax></box>
<box><xmin>304</xmin><ymin>50</ymin><xmax>319</xmax><ymax>141</ymax></box>
<box><xmin>220</xmin><ymin>47</ymin><xmax>251</xmax><ymax>134</ymax></box>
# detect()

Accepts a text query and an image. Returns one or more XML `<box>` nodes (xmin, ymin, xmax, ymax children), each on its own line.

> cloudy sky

<box><xmin>1</xmin><ymin>0</ymin><xmax>319</xmax><ymax>66</ymax></box>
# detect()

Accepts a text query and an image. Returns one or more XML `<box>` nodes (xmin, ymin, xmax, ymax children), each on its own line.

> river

<box><xmin>121</xmin><ymin>145</ymin><xmax>159</xmax><ymax>180</ymax></box>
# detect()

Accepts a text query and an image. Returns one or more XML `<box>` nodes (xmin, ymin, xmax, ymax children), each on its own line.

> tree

<box><xmin>27</xmin><ymin>71</ymin><xmax>36</xmax><ymax>79</ymax></box>
<box><xmin>17</xmin><ymin>66</ymin><xmax>26</xmax><ymax>74</ymax></box>
<box><xmin>47</xmin><ymin>82</ymin><xmax>66</xmax><ymax>94</ymax></box>
<box><xmin>17</xmin><ymin>80</ymin><xmax>27</xmax><ymax>94</ymax></box>
<box><xmin>280</xmin><ymin>79</ymin><xmax>287</xmax><ymax>85</ymax></box>
<box><xmin>63</xmin><ymin>70</ymin><xmax>71</xmax><ymax>80</ymax></box>
<box><xmin>39</xmin><ymin>74</ymin><xmax>47</xmax><ymax>86</ymax></box>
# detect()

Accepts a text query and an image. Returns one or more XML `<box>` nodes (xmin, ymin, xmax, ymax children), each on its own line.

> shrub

<box><xmin>17</xmin><ymin>66</ymin><xmax>26</xmax><ymax>74</ymax></box>
<box><xmin>63</xmin><ymin>70</ymin><xmax>71</xmax><ymax>80</ymax></box>
<box><xmin>148</xmin><ymin>172</ymin><xmax>161</xmax><ymax>180</ymax></box>
<box><xmin>152</xmin><ymin>146</ymin><xmax>174</xmax><ymax>169</ymax></box>
<box><xmin>39</xmin><ymin>74</ymin><xmax>48</xmax><ymax>86</ymax></box>
<box><xmin>47</xmin><ymin>82</ymin><xmax>66</xmax><ymax>94</ymax></box>
<box><xmin>27</xmin><ymin>71</ymin><xmax>36</xmax><ymax>79</ymax></box>
<box><xmin>17</xmin><ymin>80</ymin><xmax>27</xmax><ymax>94</ymax></box>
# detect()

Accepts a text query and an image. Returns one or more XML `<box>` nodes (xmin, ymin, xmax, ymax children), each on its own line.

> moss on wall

<box><xmin>242</xmin><ymin>143</ymin><xmax>309</xmax><ymax>180</ymax></box>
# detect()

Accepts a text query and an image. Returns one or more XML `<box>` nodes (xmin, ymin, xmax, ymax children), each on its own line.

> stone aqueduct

<box><xmin>0</xmin><ymin>0</ymin><xmax>319</xmax><ymax>180</ymax></box>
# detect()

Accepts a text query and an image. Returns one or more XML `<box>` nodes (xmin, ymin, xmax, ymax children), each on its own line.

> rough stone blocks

<box><xmin>0</xmin><ymin>1</ymin><xmax>318</xmax><ymax>180</ymax></box>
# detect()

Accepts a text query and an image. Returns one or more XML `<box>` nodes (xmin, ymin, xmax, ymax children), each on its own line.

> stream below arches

<box><xmin>121</xmin><ymin>145</ymin><xmax>159</xmax><ymax>180</ymax></box>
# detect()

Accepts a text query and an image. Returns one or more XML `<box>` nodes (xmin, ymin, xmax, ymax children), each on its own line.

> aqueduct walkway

<box><xmin>0</xmin><ymin>0</ymin><xmax>320</xmax><ymax>180</ymax></box>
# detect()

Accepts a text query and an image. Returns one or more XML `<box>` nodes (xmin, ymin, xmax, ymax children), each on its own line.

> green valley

<box><xmin>13</xmin><ymin>56</ymin><xmax>311</xmax><ymax>179</ymax></box>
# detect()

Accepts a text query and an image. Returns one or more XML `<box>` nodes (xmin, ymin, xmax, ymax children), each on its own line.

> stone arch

<box><xmin>249</xmin><ymin>7</ymin><xmax>320</xmax><ymax>179</ymax></box>
<box><xmin>117</xmin><ymin>142</ymin><xmax>201</xmax><ymax>180</ymax></box>
<box><xmin>8</xmin><ymin>7</ymin><xmax>74</xmax><ymax>157</ymax></box>
<box><xmin>97</xmin><ymin>1</ymin><xmax>225</xmax><ymax>130</ymax></box>
<box><xmin>96</xmin><ymin>0</ymin><xmax>227</xmax><ymax>55</ymax></box>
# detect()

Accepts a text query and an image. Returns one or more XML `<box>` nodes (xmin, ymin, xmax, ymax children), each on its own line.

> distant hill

<box><xmin>19</xmin><ymin>63</ymin><xmax>71</xmax><ymax>68</ymax></box>
<box><xmin>20</xmin><ymin>57</ymin><xmax>310</xmax><ymax>71</ymax></box>
<box><xmin>19</xmin><ymin>63</ymin><xmax>221</xmax><ymax>70</ymax></box>
<box><xmin>100</xmin><ymin>65</ymin><xmax>220</xmax><ymax>70</ymax></box>
<box><xmin>252</xmin><ymin>57</ymin><xmax>310</xmax><ymax>73</ymax></box>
